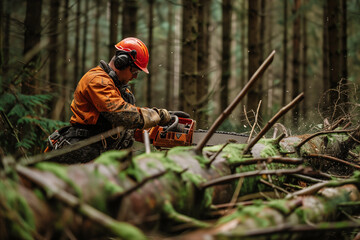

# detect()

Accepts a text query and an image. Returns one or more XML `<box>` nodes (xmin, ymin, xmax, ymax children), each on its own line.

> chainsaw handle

<box><xmin>162</xmin><ymin>115</ymin><xmax>179</xmax><ymax>134</ymax></box>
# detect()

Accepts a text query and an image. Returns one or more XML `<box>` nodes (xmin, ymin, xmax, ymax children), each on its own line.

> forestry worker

<box><xmin>45</xmin><ymin>37</ymin><xmax>171</xmax><ymax>163</ymax></box>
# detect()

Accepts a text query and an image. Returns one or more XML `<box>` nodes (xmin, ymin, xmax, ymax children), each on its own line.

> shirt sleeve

<box><xmin>86</xmin><ymin>76</ymin><xmax>144</xmax><ymax>129</ymax></box>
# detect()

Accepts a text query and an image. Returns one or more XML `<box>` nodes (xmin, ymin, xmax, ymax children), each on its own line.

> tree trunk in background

<box><xmin>291</xmin><ymin>0</ymin><xmax>301</xmax><ymax>127</ymax></box>
<box><xmin>240</xmin><ymin>0</ymin><xmax>246</xmax><ymax>88</ymax></box>
<box><xmin>265</xmin><ymin>0</ymin><xmax>274</xmax><ymax>117</ymax></box>
<box><xmin>81</xmin><ymin>0</ymin><xmax>89</xmax><ymax>75</ymax></box>
<box><xmin>49</xmin><ymin>0</ymin><xmax>60</xmax><ymax>119</ymax></box>
<box><xmin>247</xmin><ymin>0</ymin><xmax>260</xmax><ymax>114</ymax></box>
<box><xmin>165</xmin><ymin>3</ymin><xmax>174</xmax><ymax>110</ymax></box>
<box><xmin>197</xmin><ymin>0</ymin><xmax>210</xmax><ymax>128</ymax></box>
<box><xmin>301</xmin><ymin>5</ymin><xmax>308</xmax><ymax>120</ymax></box>
<box><xmin>2</xmin><ymin>0</ymin><xmax>10</xmax><ymax>78</ymax></box>
<box><xmin>109</xmin><ymin>0</ymin><xmax>119</xmax><ymax>60</ymax></box>
<box><xmin>146</xmin><ymin>0</ymin><xmax>154</xmax><ymax>107</ymax></box>
<box><xmin>282</xmin><ymin>0</ymin><xmax>288</xmax><ymax>109</ymax></box>
<box><xmin>220</xmin><ymin>0</ymin><xmax>232</xmax><ymax>113</ymax></box>
<box><xmin>259</xmin><ymin>0</ymin><xmax>266</xmax><ymax>116</ymax></box>
<box><xmin>22</xmin><ymin>0</ymin><xmax>42</xmax><ymax>95</ymax></box>
<box><xmin>121</xmin><ymin>0</ymin><xmax>137</xmax><ymax>94</ymax></box>
<box><xmin>94</xmin><ymin>0</ymin><xmax>101</xmax><ymax>66</ymax></box>
<box><xmin>327</xmin><ymin>0</ymin><xmax>341</xmax><ymax>119</ymax></box>
<box><xmin>121</xmin><ymin>0</ymin><xmax>137</xmax><ymax>38</ymax></box>
<box><xmin>180</xmin><ymin>0</ymin><xmax>198</xmax><ymax>118</ymax></box>
<box><xmin>322</xmin><ymin>1</ymin><xmax>329</xmax><ymax>113</ymax></box>
<box><xmin>73</xmin><ymin>0</ymin><xmax>81</xmax><ymax>89</ymax></box>
<box><xmin>259</xmin><ymin>0</ymin><xmax>265</xmax><ymax>61</ymax></box>
<box><xmin>340</xmin><ymin>0</ymin><xmax>348</xmax><ymax>104</ymax></box>
<box><xmin>62</xmin><ymin>0</ymin><xmax>70</xmax><ymax>121</ymax></box>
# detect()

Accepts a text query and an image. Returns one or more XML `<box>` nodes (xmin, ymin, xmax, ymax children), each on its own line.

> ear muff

<box><xmin>114</xmin><ymin>50</ymin><xmax>137</xmax><ymax>70</ymax></box>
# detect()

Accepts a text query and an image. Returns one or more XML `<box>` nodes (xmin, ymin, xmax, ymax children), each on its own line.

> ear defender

<box><xmin>114</xmin><ymin>50</ymin><xmax>137</xmax><ymax>70</ymax></box>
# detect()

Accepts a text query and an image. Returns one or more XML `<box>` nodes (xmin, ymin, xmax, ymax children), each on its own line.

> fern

<box><xmin>0</xmin><ymin>86</ymin><xmax>67</xmax><ymax>156</ymax></box>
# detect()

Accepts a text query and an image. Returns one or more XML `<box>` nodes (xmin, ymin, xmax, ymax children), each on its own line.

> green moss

<box><xmin>35</xmin><ymin>162</ymin><xmax>82</xmax><ymax>197</ymax></box>
<box><xmin>0</xmin><ymin>180</ymin><xmax>36</xmax><ymax>240</ymax></box>
<box><xmin>217</xmin><ymin>204</ymin><xmax>267</xmax><ymax>226</ymax></box>
<box><xmin>257</xmin><ymin>139</ymin><xmax>279</xmax><ymax>158</ymax></box>
<box><xmin>104</xmin><ymin>180</ymin><xmax>124</xmax><ymax>195</ymax></box>
<box><xmin>94</xmin><ymin>150</ymin><xmax>129</xmax><ymax>168</ymax></box>
<box><xmin>33</xmin><ymin>188</ymin><xmax>45</xmax><ymax>201</ymax></box>
<box><xmin>108</xmin><ymin>221</ymin><xmax>147</xmax><ymax>240</ymax></box>
<box><xmin>268</xmin><ymin>199</ymin><xmax>291</xmax><ymax>215</ymax></box>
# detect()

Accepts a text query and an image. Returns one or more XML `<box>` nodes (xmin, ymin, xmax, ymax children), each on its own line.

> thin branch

<box><xmin>248</xmin><ymin>100</ymin><xmax>262</xmax><ymax>143</ymax></box>
<box><xmin>194</xmin><ymin>50</ymin><xmax>276</xmax><ymax>155</ymax></box>
<box><xmin>110</xmin><ymin>170</ymin><xmax>167</xmax><ymax>200</ymax></box>
<box><xmin>305</xmin><ymin>153</ymin><xmax>360</xmax><ymax>170</ymax></box>
<box><xmin>199</xmin><ymin>166</ymin><xmax>306</xmax><ymax>189</ymax></box>
<box><xmin>260</xmin><ymin>178</ymin><xmax>290</xmax><ymax>194</ymax></box>
<box><xmin>230</xmin><ymin>157</ymin><xmax>303</xmax><ymax>167</ymax></box>
<box><xmin>18</xmin><ymin>126</ymin><xmax>125</xmax><ymax>165</ymax></box>
<box><xmin>295</xmin><ymin>127</ymin><xmax>359</xmax><ymax>151</ymax></box>
<box><xmin>285</xmin><ymin>178</ymin><xmax>359</xmax><ymax>199</ymax></box>
<box><xmin>243</xmin><ymin>92</ymin><xmax>304</xmax><ymax>154</ymax></box>
<box><xmin>289</xmin><ymin>173</ymin><xmax>327</xmax><ymax>183</ymax></box>
<box><xmin>207</xmin><ymin>141</ymin><xmax>234</xmax><ymax>168</ymax></box>
<box><xmin>240</xmin><ymin>221</ymin><xmax>360</xmax><ymax>238</ymax></box>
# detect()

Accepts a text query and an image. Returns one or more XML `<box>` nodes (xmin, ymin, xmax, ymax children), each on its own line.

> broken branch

<box><xmin>243</xmin><ymin>92</ymin><xmax>304</xmax><ymax>154</ymax></box>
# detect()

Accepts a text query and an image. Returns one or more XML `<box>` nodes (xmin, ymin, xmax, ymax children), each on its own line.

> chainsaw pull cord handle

<box><xmin>162</xmin><ymin>115</ymin><xmax>179</xmax><ymax>134</ymax></box>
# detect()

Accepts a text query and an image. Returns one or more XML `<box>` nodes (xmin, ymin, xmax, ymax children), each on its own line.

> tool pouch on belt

<box><xmin>45</xmin><ymin>126</ymin><xmax>90</xmax><ymax>152</ymax></box>
<box><xmin>108</xmin><ymin>129</ymin><xmax>135</xmax><ymax>151</ymax></box>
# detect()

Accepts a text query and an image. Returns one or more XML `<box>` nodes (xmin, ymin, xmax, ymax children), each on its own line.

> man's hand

<box><xmin>140</xmin><ymin>108</ymin><xmax>160</xmax><ymax>129</ymax></box>
<box><xmin>153</xmin><ymin>108</ymin><xmax>171</xmax><ymax>126</ymax></box>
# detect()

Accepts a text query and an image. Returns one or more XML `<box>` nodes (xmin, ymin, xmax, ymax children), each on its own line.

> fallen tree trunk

<box><xmin>1</xmin><ymin>126</ymin><xmax>360</xmax><ymax>239</ymax></box>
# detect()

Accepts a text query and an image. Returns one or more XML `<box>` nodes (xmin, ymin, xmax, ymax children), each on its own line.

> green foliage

<box><xmin>0</xmin><ymin>77</ymin><xmax>67</xmax><ymax>156</ymax></box>
<box><xmin>0</xmin><ymin>180</ymin><xmax>36</xmax><ymax>240</ymax></box>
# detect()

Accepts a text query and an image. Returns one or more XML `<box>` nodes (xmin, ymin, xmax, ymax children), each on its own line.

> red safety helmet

<box><xmin>115</xmin><ymin>37</ymin><xmax>149</xmax><ymax>74</ymax></box>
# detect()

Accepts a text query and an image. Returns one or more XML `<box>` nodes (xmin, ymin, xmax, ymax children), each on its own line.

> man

<box><xmin>46</xmin><ymin>37</ymin><xmax>171</xmax><ymax>163</ymax></box>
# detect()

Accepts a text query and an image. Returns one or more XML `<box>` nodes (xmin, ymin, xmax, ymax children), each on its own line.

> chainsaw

<box><xmin>134</xmin><ymin>112</ymin><xmax>249</xmax><ymax>149</ymax></box>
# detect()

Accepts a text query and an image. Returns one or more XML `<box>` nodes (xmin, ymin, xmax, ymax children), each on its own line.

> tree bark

<box><xmin>282</xmin><ymin>0</ymin><xmax>288</xmax><ymax>109</ymax></box>
<box><xmin>61</xmin><ymin>0</ymin><xmax>70</xmax><ymax>121</ymax></box>
<box><xmin>340</xmin><ymin>0</ymin><xmax>348</xmax><ymax>105</ymax></box>
<box><xmin>220</xmin><ymin>0</ymin><xmax>232</xmax><ymax>113</ymax></box>
<box><xmin>4</xmin><ymin>126</ymin><xmax>360</xmax><ymax>239</ymax></box>
<box><xmin>196</xmin><ymin>0</ymin><xmax>211</xmax><ymax>129</ymax></box>
<box><xmin>94</xmin><ymin>0</ymin><xmax>101</xmax><ymax>66</ymax></box>
<box><xmin>73</xmin><ymin>0</ymin><xmax>81</xmax><ymax>89</ymax></box>
<box><xmin>49</xmin><ymin>0</ymin><xmax>60</xmax><ymax>119</ymax></box>
<box><xmin>109</xmin><ymin>0</ymin><xmax>119</xmax><ymax>60</ymax></box>
<box><xmin>146</xmin><ymin>0</ymin><xmax>154</xmax><ymax>107</ymax></box>
<box><xmin>291</xmin><ymin>0</ymin><xmax>301</xmax><ymax>127</ymax></box>
<box><xmin>327</xmin><ymin>0</ymin><xmax>341</xmax><ymax>119</ymax></box>
<box><xmin>121</xmin><ymin>0</ymin><xmax>137</xmax><ymax>93</ymax></box>
<box><xmin>180</xmin><ymin>0</ymin><xmax>198</xmax><ymax>117</ymax></box>
<box><xmin>81</xmin><ymin>0</ymin><xmax>89</xmax><ymax>75</ymax></box>
<box><xmin>22</xmin><ymin>0</ymin><xmax>42</xmax><ymax>95</ymax></box>
<box><xmin>247</xmin><ymin>0</ymin><xmax>261</xmax><ymax>114</ymax></box>
<box><xmin>121</xmin><ymin>0</ymin><xmax>137</xmax><ymax>38</ymax></box>
<box><xmin>302</xmin><ymin>3</ymin><xmax>308</xmax><ymax>120</ymax></box>
<box><xmin>1</xmin><ymin>0</ymin><xmax>10</xmax><ymax>78</ymax></box>
<box><xmin>165</xmin><ymin>3</ymin><xmax>174</xmax><ymax>110</ymax></box>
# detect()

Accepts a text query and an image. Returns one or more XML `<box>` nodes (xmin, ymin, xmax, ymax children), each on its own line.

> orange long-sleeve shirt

<box><xmin>70</xmin><ymin>66</ymin><xmax>143</xmax><ymax>129</ymax></box>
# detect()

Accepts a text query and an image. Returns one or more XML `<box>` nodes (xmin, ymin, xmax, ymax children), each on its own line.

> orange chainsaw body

<box><xmin>134</xmin><ymin>117</ymin><xmax>196</xmax><ymax>149</ymax></box>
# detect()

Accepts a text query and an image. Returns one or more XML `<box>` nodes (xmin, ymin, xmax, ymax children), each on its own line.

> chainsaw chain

<box><xmin>195</xmin><ymin>129</ymin><xmax>249</xmax><ymax>137</ymax></box>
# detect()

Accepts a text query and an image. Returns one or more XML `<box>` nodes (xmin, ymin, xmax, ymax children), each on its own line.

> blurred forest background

<box><xmin>1</xmin><ymin>0</ymin><xmax>360</xmax><ymax>157</ymax></box>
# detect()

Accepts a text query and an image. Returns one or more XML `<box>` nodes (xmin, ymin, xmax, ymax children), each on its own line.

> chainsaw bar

<box><xmin>192</xmin><ymin>129</ymin><xmax>249</xmax><ymax>146</ymax></box>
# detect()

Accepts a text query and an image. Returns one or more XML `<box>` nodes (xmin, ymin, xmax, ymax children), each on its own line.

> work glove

<box><xmin>140</xmin><ymin>108</ymin><xmax>160</xmax><ymax>129</ymax></box>
<box><xmin>153</xmin><ymin>108</ymin><xmax>171</xmax><ymax>126</ymax></box>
